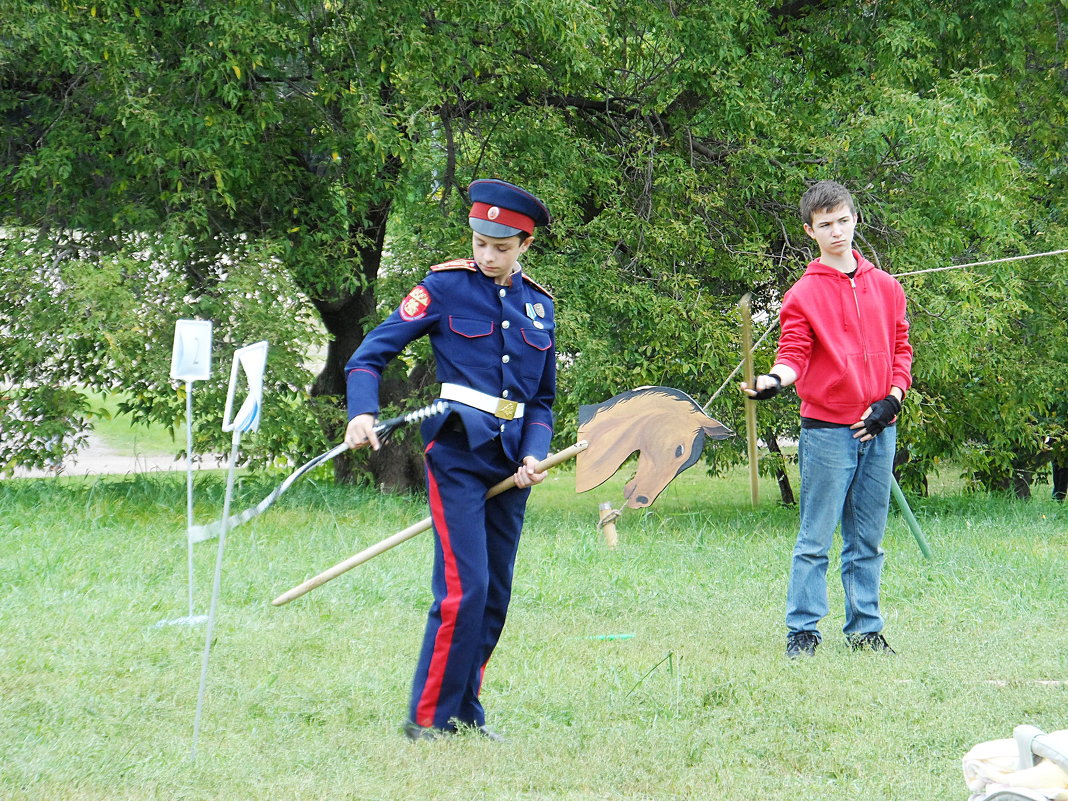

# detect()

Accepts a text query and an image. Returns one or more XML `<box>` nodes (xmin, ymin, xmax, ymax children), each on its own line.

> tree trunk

<box><xmin>303</xmin><ymin>189</ymin><xmax>434</xmax><ymax>492</ymax></box>
<box><xmin>1053</xmin><ymin>461</ymin><xmax>1068</xmax><ymax>501</ymax></box>
<box><xmin>763</xmin><ymin>430</ymin><xmax>795</xmax><ymax>506</ymax></box>
<box><xmin>1012</xmin><ymin>468</ymin><xmax>1033</xmax><ymax>500</ymax></box>
<box><xmin>310</xmin><ymin>289</ymin><xmax>376</xmax><ymax>486</ymax></box>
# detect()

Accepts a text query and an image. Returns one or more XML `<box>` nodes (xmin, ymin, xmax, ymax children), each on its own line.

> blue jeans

<box><xmin>786</xmin><ymin>424</ymin><xmax>896</xmax><ymax>637</ymax></box>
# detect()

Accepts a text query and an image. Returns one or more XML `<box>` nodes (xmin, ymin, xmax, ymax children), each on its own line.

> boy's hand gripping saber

<box><xmin>271</xmin><ymin>440</ymin><xmax>589</xmax><ymax>606</ymax></box>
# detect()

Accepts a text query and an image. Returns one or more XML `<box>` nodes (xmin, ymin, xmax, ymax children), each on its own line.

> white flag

<box><xmin>222</xmin><ymin>341</ymin><xmax>268</xmax><ymax>433</ymax></box>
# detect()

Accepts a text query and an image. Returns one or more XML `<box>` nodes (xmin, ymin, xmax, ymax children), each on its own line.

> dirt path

<box><xmin>6</xmin><ymin>433</ymin><xmax>224</xmax><ymax>479</ymax></box>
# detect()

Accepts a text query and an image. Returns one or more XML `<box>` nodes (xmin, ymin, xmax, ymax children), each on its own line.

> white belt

<box><xmin>439</xmin><ymin>383</ymin><xmax>524</xmax><ymax>420</ymax></box>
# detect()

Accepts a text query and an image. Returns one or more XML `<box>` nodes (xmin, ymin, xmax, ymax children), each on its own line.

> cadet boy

<box><xmin>345</xmin><ymin>179</ymin><xmax>555</xmax><ymax>739</ymax></box>
<box><xmin>741</xmin><ymin>180</ymin><xmax>913</xmax><ymax>658</ymax></box>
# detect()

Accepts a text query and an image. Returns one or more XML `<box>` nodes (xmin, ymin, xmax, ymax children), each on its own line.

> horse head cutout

<box><xmin>575</xmin><ymin>386</ymin><xmax>733</xmax><ymax>508</ymax></box>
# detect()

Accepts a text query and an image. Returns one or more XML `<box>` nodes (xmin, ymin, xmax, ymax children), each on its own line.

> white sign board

<box><xmin>170</xmin><ymin>319</ymin><xmax>213</xmax><ymax>382</ymax></box>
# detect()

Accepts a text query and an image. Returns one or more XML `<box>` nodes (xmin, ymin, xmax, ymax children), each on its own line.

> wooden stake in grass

<box><xmin>598</xmin><ymin>501</ymin><xmax>618</xmax><ymax>549</ymax></box>
<box><xmin>271</xmin><ymin>441</ymin><xmax>590</xmax><ymax>606</ymax></box>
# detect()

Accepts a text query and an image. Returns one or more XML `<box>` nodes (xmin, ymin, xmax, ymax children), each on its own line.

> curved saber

<box><xmin>189</xmin><ymin>401</ymin><xmax>450</xmax><ymax>543</ymax></box>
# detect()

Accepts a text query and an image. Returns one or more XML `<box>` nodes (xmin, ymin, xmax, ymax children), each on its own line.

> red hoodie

<box><xmin>776</xmin><ymin>250</ymin><xmax>913</xmax><ymax>425</ymax></box>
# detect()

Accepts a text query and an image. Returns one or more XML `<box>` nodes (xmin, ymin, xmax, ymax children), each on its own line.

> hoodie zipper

<box><xmin>849</xmin><ymin>274</ymin><xmax>873</xmax><ymax>402</ymax></box>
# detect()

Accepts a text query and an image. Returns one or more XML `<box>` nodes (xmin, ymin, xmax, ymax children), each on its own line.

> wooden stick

<box><xmin>739</xmin><ymin>294</ymin><xmax>759</xmax><ymax>507</ymax></box>
<box><xmin>598</xmin><ymin>501</ymin><xmax>618</xmax><ymax>549</ymax></box>
<box><xmin>271</xmin><ymin>440</ymin><xmax>590</xmax><ymax>606</ymax></box>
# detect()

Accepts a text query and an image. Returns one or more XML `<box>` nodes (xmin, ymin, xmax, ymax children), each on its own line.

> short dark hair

<box><xmin>800</xmin><ymin>180</ymin><xmax>856</xmax><ymax>225</ymax></box>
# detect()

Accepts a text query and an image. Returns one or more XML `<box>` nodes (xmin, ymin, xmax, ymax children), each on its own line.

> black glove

<box><xmin>749</xmin><ymin>372</ymin><xmax>783</xmax><ymax>400</ymax></box>
<box><xmin>857</xmin><ymin>394</ymin><xmax>901</xmax><ymax>438</ymax></box>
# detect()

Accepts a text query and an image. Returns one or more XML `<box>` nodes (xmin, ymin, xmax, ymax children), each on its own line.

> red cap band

<box><xmin>469</xmin><ymin>202</ymin><xmax>535</xmax><ymax>234</ymax></box>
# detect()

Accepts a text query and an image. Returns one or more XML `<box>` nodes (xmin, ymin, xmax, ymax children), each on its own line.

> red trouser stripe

<box><xmin>415</xmin><ymin>445</ymin><xmax>464</xmax><ymax>727</ymax></box>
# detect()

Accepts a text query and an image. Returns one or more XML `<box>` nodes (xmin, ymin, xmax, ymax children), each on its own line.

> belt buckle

<box><xmin>494</xmin><ymin>399</ymin><xmax>518</xmax><ymax>420</ymax></box>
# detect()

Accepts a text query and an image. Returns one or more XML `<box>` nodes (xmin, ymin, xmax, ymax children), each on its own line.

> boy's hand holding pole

<box><xmin>743</xmin><ymin>372</ymin><xmax>784</xmax><ymax>400</ymax></box>
<box><xmin>513</xmin><ymin>455</ymin><xmax>548</xmax><ymax>488</ymax></box>
<box><xmin>739</xmin><ymin>365</ymin><xmax>797</xmax><ymax>400</ymax></box>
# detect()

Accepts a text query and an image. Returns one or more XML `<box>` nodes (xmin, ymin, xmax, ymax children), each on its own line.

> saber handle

<box><xmin>271</xmin><ymin>440</ymin><xmax>589</xmax><ymax>606</ymax></box>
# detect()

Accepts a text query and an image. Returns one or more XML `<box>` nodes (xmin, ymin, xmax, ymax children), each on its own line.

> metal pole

<box><xmin>890</xmin><ymin>476</ymin><xmax>931</xmax><ymax>559</ymax></box>
<box><xmin>185</xmin><ymin>382</ymin><xmax>196</xmax><ymax>620</ymax></box>
<box><xmin>191</xmin><ymin>431</ymin><xmax>241</xmax><ymax>760</ymax></box>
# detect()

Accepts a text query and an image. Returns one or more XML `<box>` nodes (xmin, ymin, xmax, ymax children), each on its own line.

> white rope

<box><xmin>701</xmin><ymin>249</ymin><xmax>1067</xmax><ymax>412</ymax></box>
<box><xmin>702</xmin><ymin>322</ymin><xmax>777</xmax><ymax>413</ymax></box>
<box><xmin>893</xmin><ymin>248</ymin><xmax>1068</xmax><ymax>277</ymax></box>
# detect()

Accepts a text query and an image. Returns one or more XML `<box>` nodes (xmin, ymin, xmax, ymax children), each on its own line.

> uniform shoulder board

<box><xmin>430</xmin><ymin>258</ymin><xmax>477</xmax><ymax>272</ymax></box>
<box><xmin>521</xmin><ymin>273</ymin><xmax>555</xmax><ymax>300</ymax></box>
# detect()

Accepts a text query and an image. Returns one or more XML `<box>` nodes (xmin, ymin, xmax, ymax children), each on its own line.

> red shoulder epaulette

<box><xmin>521</xmin><ymin>273</ymin><xmax>555</xmax><ymax>300</ymax></box>
<box><xmin>430</xmin><ymin>258</ymin><xmax>477</xmax><ymax>272</ymax></box>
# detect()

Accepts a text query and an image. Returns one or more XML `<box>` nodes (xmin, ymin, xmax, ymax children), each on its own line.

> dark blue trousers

<box><xmin>409</xmin><ymin>427</ymin><xmax>530</xmax><ymax>729</ymax></box>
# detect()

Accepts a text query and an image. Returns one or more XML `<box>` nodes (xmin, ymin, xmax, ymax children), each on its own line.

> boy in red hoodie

<box><xmin>741</xmin><ymin>180</ymin><xmax>913</xmax><ymax>658</ymax></box>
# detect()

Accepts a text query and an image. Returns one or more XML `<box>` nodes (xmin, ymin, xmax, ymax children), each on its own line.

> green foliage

<box><xmin>0</xmin><ymin>0</ymin><xmax>1064</xmax><ymax>494</ymax></box>
<box><xmin>0</xmin><ymin>231</ymin><xmax>327</xmax><ymax>473</ymax></box>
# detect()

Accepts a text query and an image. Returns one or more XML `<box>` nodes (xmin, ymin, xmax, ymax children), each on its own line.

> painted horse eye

<box><xmin>675</xmin><ymin>444</ymin><xmax>684</xmax><ymax>457</ymax></box>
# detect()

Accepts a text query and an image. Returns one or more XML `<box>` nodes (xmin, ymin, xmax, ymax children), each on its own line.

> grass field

<box><xmin>82</xmin><ymin>390</ymin><xmax>181</xmax><ymax>456</ymax></box>
<box><xmin>1</xmin><ymin>458</ymin><xmax>1066</xmax><ymax>800</ymax></box>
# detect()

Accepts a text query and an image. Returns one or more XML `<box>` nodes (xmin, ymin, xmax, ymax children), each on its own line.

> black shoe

<box><xmin>476</xmin><ymin>725</ymin><xmax>507</xmax><ymax>743</ymax></box>
<box><xmin>785</xmin><ymin>630</ymin><xmax>820</xmax><ymax>658</ymax></box>
<box><xmin>403</xmin><ymin>721</ymin><xmax>453</xmax><ymax>741</ymax></box>
<box><xmin>846</xmin><ymin>632</ymin><xmax>896</xmax><ymax>654</ymax></box>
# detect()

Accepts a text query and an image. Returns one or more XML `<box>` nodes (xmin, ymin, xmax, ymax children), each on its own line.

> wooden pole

<box><xmin>272</xmin><ymin>440</ymin><xmax>590</xmax><ymax>606</ymax></box>
<box><xmin>739</xmin><ymin>294</ymin><xmax>759</xmax><ymax>507</ymax></box>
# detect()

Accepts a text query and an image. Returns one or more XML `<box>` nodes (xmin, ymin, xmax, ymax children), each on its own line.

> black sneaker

<box><xmin>785</xmin><ymin>631</ymin><xmax>820</xmax><ymax>658</ymax></box>
<box><xmin>403</xmin><ymin>720</ymin><xmax>453</xmax><ymax>741</ymax></box>
<box><xmin>476</xmin><ymin>725</ymin><xmax>507</xmax><ymax>743</ymax></box>
<box><xmin>846</xmin><ymin>632</ymin><xmax>896</xmax><ymax>654</ymax></box>
<box><xmin>404</xmin><ymin>720</ymin><xmax>506</xmax><ymax>742</ymax></box>
<box><xmin>453</xmin><ymin>721</ymin><xmax>508</xmax><ymax>742</ymax></box>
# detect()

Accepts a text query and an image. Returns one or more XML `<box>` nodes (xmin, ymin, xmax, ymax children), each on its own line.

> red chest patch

<box><xmin>399</xmin><ymin>285</ymin><xmax>431</xmax><ymax>321</ymax></box>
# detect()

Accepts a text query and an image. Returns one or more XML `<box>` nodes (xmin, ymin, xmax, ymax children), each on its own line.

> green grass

<box><xmin>0</xmin><ymin>464</ymin><xmax>1065</xmax><ymax>800</ymax></box>
<box><xmin>83</xmin><ymin>390</ymin><xmax>179</xmax><ymax>456</ymax></box>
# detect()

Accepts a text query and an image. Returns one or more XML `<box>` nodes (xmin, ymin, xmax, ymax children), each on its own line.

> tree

<box><xmin>2</xmin><ymin>0</ymin><xmax>1063</xmax><ymax>502</ymax></box>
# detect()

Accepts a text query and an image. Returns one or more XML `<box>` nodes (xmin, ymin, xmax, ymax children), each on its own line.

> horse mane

<box><xmin>577</xmin><ymin>386</ymin><xmax>702</xmax><ymax>428</ymax></box>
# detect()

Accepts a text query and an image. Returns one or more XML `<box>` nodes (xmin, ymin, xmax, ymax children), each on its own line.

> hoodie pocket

<box><xmin>824</xmin><ymin>353</ymin><xmax>870</xmax><ymax>410</ymax></box>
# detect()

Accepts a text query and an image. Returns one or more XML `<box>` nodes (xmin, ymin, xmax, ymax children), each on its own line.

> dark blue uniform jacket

<box><xmin>345</xmin><ymin>259</ymin><xmax>556</xmax><ymax>463</ymax></box>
